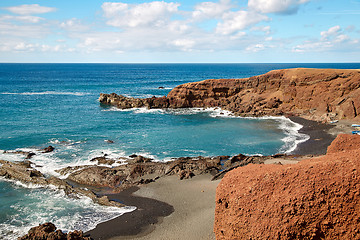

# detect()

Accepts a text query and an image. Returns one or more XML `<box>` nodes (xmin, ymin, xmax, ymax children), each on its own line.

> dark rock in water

<box><xmin>42</xmin><ymin>146</ymin><xmax>55</xmax><ymax>153</ymax></box>
<box><xmin>18</xmin><ymin>222</ymin><xmax>91</xmax><ymax>240</ymax></box>
<box><xmin>3</xmin><ymin>150</ymin><xmax>36</xmax><ymax>159</ymax></box>
<box><xmin>129</xmin><ymin>154</ymin><xmax>138</xmax><ymax>158</ymax></box>
<box><xmin>25</xmin><ymin>152</ymin><xmax>36</xmax><ymax>159</ymax></box>
<box><xmin>158</xmin><ymin>86</ymin><xmax>165</xmax><ymax>89</ymax></box>
<box><xmin>127</xmin><ymin>155</ymin><xmax>153</xmax><ymax>164</ymax></box>
<box><xmin>90</xmin><ymin>156</ymin><xmax>116</xmax><ymax>165</ymax></box>
<box><xmin>105</xmin><ymin>139</ymin><xmax>114</xmax><ymax>143</ymax></box>
<box><xmin>0</xmin><ymin>160</ymin><xmax>125</xmax><ymax>208</ymax></box>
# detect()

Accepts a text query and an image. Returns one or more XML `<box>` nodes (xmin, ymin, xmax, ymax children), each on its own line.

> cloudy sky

<box><xmin>0</xmin><ymin>0</ymin><xmax>359</xmax><ymax>63</ymax></box>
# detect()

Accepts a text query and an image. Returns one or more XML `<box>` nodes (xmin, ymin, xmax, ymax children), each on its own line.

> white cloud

<box><xmin>3</xmin><ymin>4</ymin><xmax>56</xmax><ymax>15</ymax></box>
<box><xmin>320</xmin><ymin>25</ymin><xmax>341</xmax><ymax>39</ymax></box>
<box><xmin>171</xmin><ymin>39</ymin><xmax>196</xmax><ymax>51</ymax></box>
<box><xmin>0</xmin><ymin>15</ymin><xmax>44</xmax><ymax>23</ymax></box>
<box><xmin>251</xmin><ymin>25</ymin><xmax>271</xmax><ymax>34</ymax></box>
<box><xmin>216</xmin><ymin>10</ymin><xmax>269</xmax><ymax>35</ymax></box>
<box><xmin>293</xmin><ymin>25</ymin><xmax>357</xmax><ymax>53</ymax></box>
<box><xmin>248</xmin><ymin>0</ymin><xmax>309</xmax><ymax>14</ymax></box>
<box><xmin>102</xmin><ymin>1</ymin><xmax>180</xmax><ymax>28</ymax></box>
<box><xmin>60</xmin><ymin>18</ymin><xmax>90</xmax><ymax>32</ymax></box>
<box><xmin>246</xmin><ymin>43</ymin><xmax>265</xmax><ymax>52</ymax></box>
<box><xmin>192</xmin><ymin>0</ymin><xmax>233</xmax><ymax>20</ymax></box>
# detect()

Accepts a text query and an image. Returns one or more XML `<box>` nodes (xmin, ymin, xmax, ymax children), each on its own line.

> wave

<box><xmin>102</xmin><ymin>107</ymin><xmax>165</xmax><ymax>114</ymax></box>
<box><xmin>1</xmin><ymin>91</ymin><xmax>89</xmax><ymax>96</ymax></box>
<box><xmin>0</xmin><ymin>181</ymin><xmax>135</xmax><ymax>240</ymax></box>
<box><xmin>275</xmin><ymin>117</ymin><xmax>310</xmax><ymax>154</ymax></box>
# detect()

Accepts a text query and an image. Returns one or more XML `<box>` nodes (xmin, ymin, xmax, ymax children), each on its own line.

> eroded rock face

<box><xmin>100</xmin><ymin>68</ymin><xmax>360</xmax><ymax>122</ymax></box>
<box><xmin>214</xmin><ymin>134</ymin><xmax>360</xmax><ymax>239</ymax></box>
<box><xmin>18</xmin><ymin>222</ymin><xmax>91</xmax><ymax>240</ymax></box>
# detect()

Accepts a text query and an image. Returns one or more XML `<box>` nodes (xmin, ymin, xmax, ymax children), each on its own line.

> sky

<box><xmin>0</xmin><ymin>0</ymin><xmax>359</xmax><ymax>63</ymax></box>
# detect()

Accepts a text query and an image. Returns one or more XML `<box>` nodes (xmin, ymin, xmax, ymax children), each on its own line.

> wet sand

<box><xmin>86</xmin><ymin>116</ymin><xmax>354</xmax><ymax>240</ymax></box>
<box><xmin>289</xmin><ymin>117</ymin><xmax>357</xmax><ymax>155</ymax></box>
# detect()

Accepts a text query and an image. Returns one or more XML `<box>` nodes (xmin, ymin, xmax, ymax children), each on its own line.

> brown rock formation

<box><xmin>0</xmin><ymin>160</ymin><xmax>125</xmax><ymax>208</ymax></box>
<box><xmin>214</xmin><ymin>134</ymin><xmax>360</xmax><ymax>239</ymax></box>
<box><xmin>100</xmin><ymin>68</ymin><xmax>360</xmax><ymax>122</ymax></box>
<box><xmin>18</xmin><ymin>222</ymin><xmax>91</xmax><ymax>240</ymax></box>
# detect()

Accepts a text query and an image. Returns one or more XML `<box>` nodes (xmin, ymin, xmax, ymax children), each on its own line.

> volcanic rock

<box><xmin>42</xmin><ymin>145</ymin><xmax>55</xmax><ymax>153</ymax></box>
<box><xmin>214</xmin><ymin>134</ymin><xmax>360</xmax><ymax>239</ymax></box>
<box><xmin>0</xmin><ymin>160</ymin><xmax>125</xmax><ymax>208</ymax></box>
<box><xmin>18</xmin><ymin>222</ymin><xmax>91</xmax><ymax>240</ymax></box>
<box><xmin>100</xmin><ymin>68</ymin><xmax>360</xmax><ymax>122</ymax></box>
<box><xmin>90</xmin><ymin>156</ymin><xmax>116</xmax><ymax>165</ymax></box>
<box><xmin>3</xmin><ymin>150</ymin><xmax>36</xmax><ymax>159</ymax></box>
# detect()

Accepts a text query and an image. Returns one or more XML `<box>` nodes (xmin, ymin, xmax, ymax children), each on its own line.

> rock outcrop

<box><xmin>100</xmin><ymin>68</ymin><xmax>360</xmax><ymax>122</ymax></box>
<box><xmin>0</xmin><ymin>159</ymin><xmax>125</xmax><ymax>208</ymax></box>
<box><xmin>18</xmin><ymin>222</ymin><xmax>91</xmax><ymax>240</ymax></box>
<box><xmin>214</xmin><ymin>134</ymin><xmax>360</xmax><ymax>239</ymax></box>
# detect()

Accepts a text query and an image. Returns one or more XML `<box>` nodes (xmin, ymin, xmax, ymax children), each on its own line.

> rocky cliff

<box><xmin>214</xmin><ymin>134</ymin><xmax>360</xmax><ymax>239</ymax></box>
<box><xmin>100</xmin><ymin>68</ymin><xmax>360</xmax><ymax>122</ymax></box>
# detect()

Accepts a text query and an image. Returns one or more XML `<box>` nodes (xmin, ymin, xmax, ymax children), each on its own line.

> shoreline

<box><xmin>86</xmin><ymin>115</ymin><xmax>349</xmax><ymax>240</ymax></box>
<box><xmin>288</xmin><ymin>116</ymin><xmax>336</xmax><ymax>155</ymax></box>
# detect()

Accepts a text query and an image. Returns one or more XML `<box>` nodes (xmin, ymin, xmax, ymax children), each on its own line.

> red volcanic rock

<box><xmin>327</xmin><ymin>133</ymin><xmax>360</xmax><ymax>154</ymax></box>
<box><xmin>214</xmin><ymin>134</ymin><xmax>360</xmax><ymax>240</ymax></box>
<box><xmin>18</xmin><ymin>222</ymin><xmax>91</xmax><ymax>240</ymax></box>
<box><xmin>100</xmin><ymin>68</ymin><xmax>360</xmax><ymax>122</ymax></box>
<box><xmin>167</xmin><ymin>68</ymin><xmax>360</xmax><ymax>122</ymax></box>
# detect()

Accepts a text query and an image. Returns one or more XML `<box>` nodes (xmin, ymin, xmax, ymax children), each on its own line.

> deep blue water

<box><xmin>0</xmin><ymin>63</ymin><xmax>359</xmax><ymax>238</ymax></box>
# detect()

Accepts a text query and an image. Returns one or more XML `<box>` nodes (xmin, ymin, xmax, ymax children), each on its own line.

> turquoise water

<box><xmin>0</xmin><ymin>63</ymin><xmax>359</xmax><ymax>238</ymax></box>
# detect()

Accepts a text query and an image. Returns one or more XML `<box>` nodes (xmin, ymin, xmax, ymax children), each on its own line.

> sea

<box><xmin>0</xmin><ymin>63</ymin><xmax>359</xmax><ymax>238</ymax></box>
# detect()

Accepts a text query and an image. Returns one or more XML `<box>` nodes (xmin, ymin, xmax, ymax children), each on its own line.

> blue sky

<box><xmin>0</xmin><ymin>0</ymin><xmax>359</xmax><ymax>63</ymax></box>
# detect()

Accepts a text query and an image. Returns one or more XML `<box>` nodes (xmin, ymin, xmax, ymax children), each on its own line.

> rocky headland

<box><xmin>99</xmin><ymin>68</ymin><xmax>360</xmax><ymax>122</ymax></box>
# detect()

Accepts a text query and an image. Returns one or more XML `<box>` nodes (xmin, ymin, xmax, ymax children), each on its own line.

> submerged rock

<box><xmin>42</xmin><ymin>145</ymin><xmax>55</xmax><ymax>153</ymax></box>
<box><xmin>3</xmin><ymin>150</ymin><xmax>36</xmax><ymax>159</ymax></box>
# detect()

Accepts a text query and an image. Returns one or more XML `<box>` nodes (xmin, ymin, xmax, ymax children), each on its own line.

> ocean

<box><xmin>0</xmin><ymin>63</ymin><xmax>359</xmax><ymax>238</ymax></box>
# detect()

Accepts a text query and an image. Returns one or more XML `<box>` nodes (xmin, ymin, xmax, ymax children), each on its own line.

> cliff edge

<box><xmin>100</xmin><ymin>68</ymin><xmax>360</xmax><ymax>122</ymax></box>
<box><xmin>214</xmin><ymin>134</ymin><xmax>360</xmax><ymax>239</ymax></box>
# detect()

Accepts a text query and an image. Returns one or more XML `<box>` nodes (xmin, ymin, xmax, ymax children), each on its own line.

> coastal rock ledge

<box><xmin>99</xmin><ymin>68</ymin><xmax>360</xmax><ymax>122</ymax></box>
<box><xmin>214</xmin><ymin>134</ymin><xmax>360</xmax><ymax>239</ymax></box>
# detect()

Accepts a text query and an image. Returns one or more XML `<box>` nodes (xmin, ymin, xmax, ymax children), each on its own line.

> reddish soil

<box><xmin>214</xmin><ymin>134</ymin><xmax>360</xmax><ymax>239</ymax></box>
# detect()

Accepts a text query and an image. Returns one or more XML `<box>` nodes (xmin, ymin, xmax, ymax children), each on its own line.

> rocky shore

<box><xmin>100</xmin><ymin>68</ymin><xmax>360</xmax><ymax>122</ymax></box>
<box><xmin>14</xmin><ymin>68</ymin><xmax>360</xmax><ymax>239</ymax></box>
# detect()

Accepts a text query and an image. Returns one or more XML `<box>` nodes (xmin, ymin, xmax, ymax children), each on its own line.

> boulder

<box><xmin>42</xmin><ymin>146</ymin><xmax>55</xmax><ymax>153</ymax></box>
<box><xmin>18</xmin><ymin>222</ymin><xmax>91</xmax><ymax>240</ymax></box>
<box><xmin>214</xmin><ymin>134</ymin><xmax>360</xmax><ymax>239</ymax></box>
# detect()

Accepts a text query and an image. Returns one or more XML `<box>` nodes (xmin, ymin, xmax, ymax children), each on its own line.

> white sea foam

<box><xmin>0</xmin><ymin>183</ymin><xmax>136</xmax><ymax>240</ymax></box>
<box><xmin>275</xmin><ymin>117</ymin><xmax>310</xmax><ymax>153</ymax></box>
<box><xmin>1</xmin><ymin>91</ymin><xmax>89</xmax><ymax>96</ymax></box>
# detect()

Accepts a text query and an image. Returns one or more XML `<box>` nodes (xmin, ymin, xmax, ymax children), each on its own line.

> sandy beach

<box><xmin>87</xmin><ymin>174</ymin><xmax>219</xmax><ymax>240</ymax></box>
<box><xmin>86</xmin><ymin>117</ymin><xmax>357</xmax><ymax>240</ymax></box>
